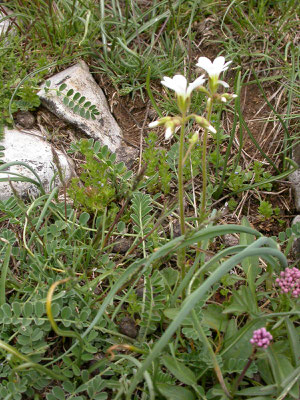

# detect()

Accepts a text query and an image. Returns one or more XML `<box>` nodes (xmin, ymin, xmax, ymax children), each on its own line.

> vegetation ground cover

<box><xmin>0</xmin><ymin>0</ymin><xmax>299</xmax><ymax>399</ymax></box>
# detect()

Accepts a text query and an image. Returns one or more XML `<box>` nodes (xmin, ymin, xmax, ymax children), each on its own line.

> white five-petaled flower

<box><xmin>161</xmin><ymin>74</ymin><xmax>205</xmax><ymax>99</ymax></box>
<box><xmin>196</xmin><ymin>56</ymin><xmax>232</xmax><ymax>89</ymax></box>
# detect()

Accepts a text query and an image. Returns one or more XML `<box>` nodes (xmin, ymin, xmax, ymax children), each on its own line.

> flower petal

<box><xmin>213</xmin><ymin>56</ymin><xmax>226</xmax><ymax>71</ymax></box>
<box><xmin>172</xmin><ymin>75</ymin><xmax>188</xmax><ymax>96</ymax></box>
<box><xmin>186</xmin><ymin>75</ymin><xmax>206</xmax><ymax>96</ymax></box>
<box><xmin>217</xmin><ymin>80</ymin><xmax>229</xmax><ymax>88</ymax></box>
<box><xmin>161</xmin><ymin>76</ymin><xmax>177</xmax><ymax>92</ymax></box>
<box><xmin>196</xmin><ymin>57</ymin><xmax>213</xmax><ymax>73</ymax></box>
<box><xmin>223</xmin><ymin>60</ymin><xmax>232</xmax><ymax>71</ymax></box>
<box><xmin>207</xmin><ymin>125</ymin><xmax>216</xmax><ymax>134</ymax></box>
<box><xmin>149</xmin><ymin>121</ymin><xmax>159</xmax><ymax>128</ymax></box>
<box><xmin>161</xmin><ymin>75</ymin><xmax>187</xmax><ymax>96</ymax></box>
<box><xmin>165</xmin><ymin>126</ymin><xmax>173</xmax><ymax>140</ymax></box>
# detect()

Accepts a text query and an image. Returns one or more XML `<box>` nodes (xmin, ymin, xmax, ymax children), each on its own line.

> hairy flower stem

<box><xmin>232</xmin><ymin>348</ymin><xmax>257</xmax><ymax>395</ymax></box>
<box><xmin>178</xmin><ymin>114</ymin><xmax>186</xmax><ymax>294</ymax></box>
<box><xmin>200</xmin><ymin>98</ymin><xmax>213</xmax><ymax>219</ymax></box>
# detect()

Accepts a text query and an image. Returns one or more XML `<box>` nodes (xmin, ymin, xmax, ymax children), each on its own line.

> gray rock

<box><xmin>118</xmin><ymin>316</ymin><xmax>138</xmax><ymax>338</ymax></box>
<box><xmin>0</xmin><ymin>8</ymin><xmax>13</xmax><ymax>36</ymax></box>
<box><xmin>38</xmin><ymin>61</ymin><xmax>122</xmax><ymax>153</ymax></box>
<box><xmin>0</xmin><ymin>128</ymin><xmax>74</xmax><ymax>201</ymax></box>
<box><xmin>14</xmin><ymin>111</ymin><xmax>36</xmax><ymax>129</ymax></box>
<box><xmin>289</xmin><ymin>143</ymin><xmax>300</xmax><ymax>212</ymax></box>
<box><xmin>224</xmin><ymin>233</ymin><xmax>239</xmax><ymax>247</ymax></box>
<box><xmin>112</xmin><ymin>238</ymin><xmax>132</xmax><ymax>254</ymax></box>
<box><xmin>115</xmin><ymin>146</ymin><xmax>138</xmax><ymax>169</ymax></box>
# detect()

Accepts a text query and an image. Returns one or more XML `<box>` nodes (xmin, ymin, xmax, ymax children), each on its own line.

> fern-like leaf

<box><xmin>139</xmin><ymin>270</ymin><xmax>165</xmax><ymax>339</ymax></box>
<box><xmin>130</xmin><ymin>192</ymin><xmax>153</xmax><ymax>256</ymax></box>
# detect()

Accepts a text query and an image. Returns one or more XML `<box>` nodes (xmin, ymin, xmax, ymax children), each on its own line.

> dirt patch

<box><xmin>94</xmin><ymin>73</ymin><xmax>150</xmax><ymax>149</ymax></box>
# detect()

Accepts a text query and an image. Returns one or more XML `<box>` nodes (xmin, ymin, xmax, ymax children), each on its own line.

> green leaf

<box><xmin>202</xmin><ymin>304</ymin><xmax>228</xmax><ymax>332</ymax></box>
<box><xmin>59</xmin><ymin>83</ymin><xmax>67</xmax><ymax>91</ymax></box>
<box><xmin>52</xmin><ymin>386</ymin><xmax>65</xmax><ymax>400</ymax></box>
<box><xmin>73</xmin><ymin>92</ymin><xmax>81</xmax><ymax>101</ymax></box>
<box><xmin>161</xmin><ymin>354</ymin><xmax>197</xmax><ymax>386</ymax></box>
<box><xmin>32</xmin><ymin>328</ymin><xmax>43</xmax><ymax>341</ymax></box>
<box><xmin>79</xmin><ymin>212</ymin><xmax>90</xmax><ymax>225</ymax></box>
<box><xmin>84</xmin><ymin>101</ymin><xmax>91</xmax><ymax>108</ymax></box>
<box><xmin>266</xmin><ymin>347</ymin><xmax>297</xmax><ymax>396</ymax></box>
<box><xmin>285</xmin><ymin>317</ymin><xmax>300</xmax><ymax>367</ymax></box>
<box><xmin>61</xmin><ymin>306</ymin><xmax>72</xmax><ymax>320</ymax></box>
<box><xmin>63</xmin><ymin>97</ymin><xmax>69</xmax><ymax>106</ymax></box>
<box><xmin>2</xmin><ymin>303</ymin><xmax>12</xmax><ymax>318</ymax></box>
<box><xmin>23</xmin><ymin>302</ymin><xmax>33</xmax><ymax>317</ymax></box>
<box><xmin>223</xmin><ymin>285</ymin><xmax>257</xmax><ymax>316</ymax></box>
<box><xmin>237</xmin><ymin>384</ymin><xmax>277</xmax><ymax>396</ymax></box>
<box><xmin>278</xmin><ymin>231</ymin><xmax>286</xmax><ymax>242</ymax></box>
<box><xmin>47</xmin><ymin>395</ymin><xmax>57</xmax><ymax>400</ymax></box>
<box><xmin>67</xmin><ymin>89</ymin><xmax>74</xmax><ymax>97</ymax></box>
<box><xmin>52</xmin><ymin>303</ymin><xmax>60</xmax><ymax>318</ymax></box>
<box><xmin>0</xmin><ymin>243</ymin><xmax>11</xmax><ymax>306</ymax></box>
<box><xmin>117</xmin><ymin>221</ymin><xmax>125</xmax><ymax>233</ymax></box>
<box><xmin>45</xmin><ymin>80</ymin><xmax>51</xmax><ymax>87</ymax></box>
<box><xmin>156</xmin><ymin>383</ymin><xmax>195</xmax><ymax>400</ymax></box>
<box><xmin>240</xmin><ymin>217</ymin><xmax>259</xmax><ymax>300</ymax></box>
<box><xmin>12</xmin><ymin>302</ymin><xmax>22</xmax><ymax>317</ymax></box>
<box><xmin>161</xmin><ymin>267</ymin><xmax>179</xmax><ymax>287</ymax></box>
<box><xmin>78</xmin><ymin>96</ymin><xmax>86</xmax><ymax>105</ymax></box>
<box><xmin>63</xmin><ymin>381</ymin><xmax>75</xmax><ymax>393</ymax></box>
<box><xmin>163</xmin><ymin>308</ymin><xmax>179</xmax><ymax>320</ymax></box>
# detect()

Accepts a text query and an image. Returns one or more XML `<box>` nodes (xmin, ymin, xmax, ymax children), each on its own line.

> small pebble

<box><xmin>224</xmin><ymin>234</ymin><xmax>239</xmax><ymax>247</ymax></box>
<box><xmin>118</xmin><ymin>316</ymin><xmax>138</xmax><ymax>338</ymax></box>
<box><xmin>14</xmin><ymin>111</ymin><xmax>36</xmax><ymax>129</ymax></box>
<box><xmin>112</xmin><ymin>238</ymin><xmax>132</xmax><ymax>254</ymax></box>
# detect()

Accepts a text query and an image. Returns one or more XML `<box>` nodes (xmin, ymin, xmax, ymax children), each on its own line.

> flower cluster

<box><xmin>276</xmin><ymin>267</ymin><xmax>300</xmax><ymax>298</ymax></box>
<box><xmin>149</xmin><ymin>56</ymin><xmax>236</xmax><ymax>140</ymax></box>
<box><xmin>250</xmin><ymin>328</ymin><xmax>273</xmax><ymax>349</ymax></box>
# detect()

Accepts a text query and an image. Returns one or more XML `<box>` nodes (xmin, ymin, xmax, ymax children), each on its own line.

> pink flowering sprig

<box><xmin>276</xmin><ymin>267</ymin><xmax>300</xmax><ymax>298</ymax></box>
<box><xmin>232</xmin><ymin>327</ymin><xmax>273</xmax><ymax>396</ymax></box>
<box><xmin>250</xmin><ymin>328</ymin><xmax>273</xmax><ymax>349</ymax></box>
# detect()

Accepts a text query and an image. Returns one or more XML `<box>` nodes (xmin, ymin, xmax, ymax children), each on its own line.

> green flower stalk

<box><xmin>149</xmin><ymin>74</ymin><xmax>215</xmax><ymax>286</ymax></box>
<box><xmin>148</xmin><ymin>58</ymin><xmax>236</xmax><ymax>285</ymax></box>
<box><xmin>196</xmin><ymin>56</ymin><xmax>236</xmax><ymax>215</ymax></box>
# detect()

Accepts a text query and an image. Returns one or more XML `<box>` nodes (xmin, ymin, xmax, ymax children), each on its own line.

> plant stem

<box><xmin>192</xmin><ymin>310</ymin><xmax>232</xmax><ymax>399</ymax></box>
<box><xmin>232</xmin><ymin>347</ymin><xmax>257</xmax><ymax>396</ymax></box>
<box><xmin>178</xmin><ymin>114</ymin><xmax>186</xmax><ymax>292</ymax></box>
<box><xmin>201</xmin><ymin>98</ymin><xmax>213</xmax><ymax>219</ymax></box>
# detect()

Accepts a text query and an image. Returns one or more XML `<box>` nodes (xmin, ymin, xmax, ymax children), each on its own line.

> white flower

<box><xmin>165</xmin><ymin>126</ymin><xmax>173</xmax><ymax>140</ymax></box>
<box><xmin>161</xmin><ymin>74</ymin><xmax>205</xmax><ymax>99</ymax></box>
<box><xmin>148</xmin><ymin>121</ymin><xmax>159</xmax><ymax>128</ymax></box>
<box><xmin>196</xmin><ymin>56</ymin><xmax>232</xmax><ymax>79</ymax></box>
<box><xmin>207</xmin><ymin>124</ymin><xmax>217</xmax><ymax>133</ymax></box>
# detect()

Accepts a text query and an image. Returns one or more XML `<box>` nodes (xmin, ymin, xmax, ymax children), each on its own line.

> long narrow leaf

<box><xmin>0</xmin><ymin>243</ymin><xmax>11</xmax><ymax>306</ymax></box>
<box><xmin>126</xmin><ymin>245</ymin><xmax>287</xmax><ymax>398</ymax></box>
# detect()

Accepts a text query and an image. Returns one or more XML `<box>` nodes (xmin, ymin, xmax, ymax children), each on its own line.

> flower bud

<box><xmin>194</xmin><ymin>115</ymin><xmax>216</xmax><ymax>133</ymax></box>
<box><xmin>189</xmin><ymin>132</ymin><xmax>199</xmax><ymax>144</ymax></box>
<box><xmin>148</xmin><ymin>116</ymin><xmax>172</xmax><ymax>129</ymax></box>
